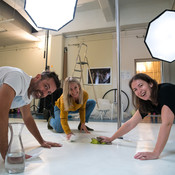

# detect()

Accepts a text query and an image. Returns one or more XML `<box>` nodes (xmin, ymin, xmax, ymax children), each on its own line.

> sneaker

<box><xmin>47</xmin><ymin>117</ymin><xmax>53</xmax><ymax>130</ymax></box>
<box><xmin>78</xmin><ymin>123</ymin><xmax>94</xmax><ymax>131</ymax></box>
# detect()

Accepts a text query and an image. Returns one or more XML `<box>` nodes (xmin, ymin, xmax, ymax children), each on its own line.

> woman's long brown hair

<box><xmin>129</xmin><ymin>73</ymin><xmax>158</xmax><ymax>114</ymax></box>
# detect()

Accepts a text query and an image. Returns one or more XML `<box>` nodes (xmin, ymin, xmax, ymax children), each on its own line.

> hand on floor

<box><xmin>98</xmin><ymin>136</ymin><xmax>112</xmax><ymax>143</ymax></box>
<box><xmin>25</xmin><ymin>154</ymin><xmax>32</xmax><ymax>159</ymax></box>
<box><xmin>80</xmin><ymin>123</ymin><xmax>90</xmax><ymax>134</ymax></box>
<box><xmin>41</xmin><ymin>140</ymin><xmax>62</xmax><ymax>148</ymax></box>
<box><xmin>91</xmin><ymin>137</ymin><xmax>112</xmax><ymax>145</ymax></box>
<box><xmin>67</xmin><ymin>133</ymin><xmax>77</xmax><ymax>142</ymax></box>
<box><xmin>134</xmin><ymin>151</ymin><xmax>159</xmax><ymax>160</ymax></box>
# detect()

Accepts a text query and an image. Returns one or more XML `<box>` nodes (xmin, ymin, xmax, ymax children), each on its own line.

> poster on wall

<box><xmin>87</xmin><ymin>67</ymin><xmax>111</xmax><ymax>85</ymax></box>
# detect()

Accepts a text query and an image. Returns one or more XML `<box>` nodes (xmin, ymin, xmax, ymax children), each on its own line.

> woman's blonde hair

<box><xmin>63</xmin><ymin>77</ymin><xmax>83</xmax><ymax>111</ymax></box>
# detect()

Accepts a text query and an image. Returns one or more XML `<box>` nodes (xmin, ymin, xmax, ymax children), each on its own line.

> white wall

<box><xmin>0</xmin><ymin>42</ymin><xmax>45</xmax><ymax>76</ymax></box>
<box><xmin>0</xmin><ymin>0</ymin><xmax>174</xmax><ymax>117</ymax></box>
<box><xmin>0</xmin><ymin>34</ymin><xmax>65</xmax><ymax>78</ymax></box>
<box><xmin>63</xmin><ymin>29</ymin><xmax>152</xmax><ymax>114</ymax></box>
<box><xmin>0</xmin><ymin>36</ymin><xmax>65</xmax><ymax>107</ymax></box>
<box><xmin>49</xmin><ymin>35</ymin><xmax>65</xmax><ymax>80</ymax></box>
<box><xmin>65</xmin><ymin>33</ymin><xmax>114</xmax><ymax>100</ymax></box>
<box><xmin>120</xmin><ymin>30</ymin><xmax>152</xmax><ymax>113</ymax></box>
<box><xmin>1</xmin><ymin>28</ymin><xmax>173</xmax><ymax>115</ymax></box>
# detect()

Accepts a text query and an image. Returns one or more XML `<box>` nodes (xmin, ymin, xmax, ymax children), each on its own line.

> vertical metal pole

<box><xmin>115</xmin><ymin>0</ymin><xmax>122</xmax><ymax>129</ymax></box>
<box><xmin>45</xmin><ymin>30</ymin><xmax>49</xmax><ymax>70</ymax></box>
<box><xmin>43</xmin><ymin>30</ymin><xmax>49</xmax><ymax>111</ymax></box>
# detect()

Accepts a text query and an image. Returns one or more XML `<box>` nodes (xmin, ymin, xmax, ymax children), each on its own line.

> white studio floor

<box><xmin>0</xmin><ymin>118</ymin><xmax>175</xmax><ymax>175</ymax></box>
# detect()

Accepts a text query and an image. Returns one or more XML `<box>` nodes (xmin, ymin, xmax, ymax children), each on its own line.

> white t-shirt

<box><xmin>0</xmin><ymin>66</ymin><xmax>33</xmax><ymax>109</ymax></box>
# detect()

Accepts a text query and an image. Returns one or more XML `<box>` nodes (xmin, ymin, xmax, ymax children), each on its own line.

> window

<box><xmin>135</xmin><ymin>59</ymin><xmax>162</xmax><ymax>84</ymax></box>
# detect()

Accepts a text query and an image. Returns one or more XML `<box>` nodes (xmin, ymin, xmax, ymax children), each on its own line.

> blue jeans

<box><xmin>50</xmin><ymin>99</ymin><xmax>96</xmax><ymax>133</ymax></box>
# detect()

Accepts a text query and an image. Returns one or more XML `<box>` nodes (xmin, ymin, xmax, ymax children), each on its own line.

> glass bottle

<box><xmin>5</xmin><ymin>123</ymin><xmax>25</xmax><ymax>174</ymax></box>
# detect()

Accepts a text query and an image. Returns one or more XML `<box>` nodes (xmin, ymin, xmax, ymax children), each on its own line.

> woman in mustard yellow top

<box><xmin>48</xmin><ymin>77</ymin><xmax>96</xmax><ymax>140</ymax></box>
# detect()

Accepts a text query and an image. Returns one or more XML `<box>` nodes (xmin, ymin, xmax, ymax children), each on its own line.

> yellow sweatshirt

<box><xmin>55</xmin><ymin>90</ymin><xmax>88</xmax><ymax>134</ymax></box>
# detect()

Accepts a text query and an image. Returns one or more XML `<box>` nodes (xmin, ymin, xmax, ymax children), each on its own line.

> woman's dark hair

<box><xmin>129</xmin><ymin>73</ymin><xmax>158</xmax><ymax>113</ymax></box>
<box><xmin>41</xmin><ymin>71</ymin><xmax>61</xmax><ymax>89</ymax></box>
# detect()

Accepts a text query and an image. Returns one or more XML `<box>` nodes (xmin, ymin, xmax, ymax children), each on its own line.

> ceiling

<box><xmin>0</xmin><ymin>0</ymin><xmax>174</xmax><ymax>47</ymax></box>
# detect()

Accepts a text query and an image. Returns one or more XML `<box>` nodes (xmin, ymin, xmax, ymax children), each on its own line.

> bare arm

<box><xmin>0</xmin><ymin>84</ymin><xmax>15</xmax><ymax>160</ymax></box>
<box><xmin>20</xmin><ymin>105</ymin><xmax>62</xmax><ymax>148</ymax></box>
<box><xmin>20</xmin><ymin>104</ymin><xmax>44</xmax><ymax>144</ymax></box>
<box><xmin>134</xmin><ymin>105</ymin><xmax>174</xmax><ymax>160</ymax></box>
<box><xmin>100</xmin><ymin>110</ymin><xmax>142</xmax><ymax>142</ymax></box>
<box><xmin>154</xmin><ymin>106</ymin><xmax>174</xmax><ymax>154</ymax></box>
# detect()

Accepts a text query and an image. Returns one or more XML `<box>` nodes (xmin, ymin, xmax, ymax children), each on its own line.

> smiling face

<box><xmin>69</xmin><ymin>82</ymin><xmax>80</xmax><ymax>100</ymax></box>
<box><xmin>29</xmin><ymin>75</ymin><xmax>57</xmax><ymax>99</ymax></box>
<box><xmin>131</xmin><ymin>79</ymin><xmax>153</xmax><ymax>101</ymax></box>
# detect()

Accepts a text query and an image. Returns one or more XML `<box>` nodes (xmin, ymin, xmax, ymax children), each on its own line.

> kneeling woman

<box><xmin>48</xmin><ymin>77</ymin><xmax>96</xmax><ymax>140</ymax></box>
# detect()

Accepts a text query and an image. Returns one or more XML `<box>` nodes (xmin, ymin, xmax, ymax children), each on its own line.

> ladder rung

<box><xmin>77</xmin><ymin>61</ymin><xmax>88</xmax><ymax>65</ymax></box>
<box><xmin>83</xmin><ymin>84</ymin><xmax>93</xmax><ymax>86</ymax></box>
<box><xmin>74</xmin><ymin>69</ymin><xmax>82</xmax><ymax>72</ymax></box>
<box><xmin>72</xmin><ymin>76</ymin><xmax>81</xmax><ymax>79</ymax></box>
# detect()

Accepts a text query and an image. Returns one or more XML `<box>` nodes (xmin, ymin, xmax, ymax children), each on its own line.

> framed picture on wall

<box><xmin>87</xmin><ymin>67</ymin><xmax>111</xmax><ymax>85</ymax></box>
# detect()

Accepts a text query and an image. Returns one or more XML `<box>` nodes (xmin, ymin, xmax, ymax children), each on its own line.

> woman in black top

<box><xmin>100</xmin><ymin>73</ymin><xmax>175</xmax><ymax>160</ymax></box>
